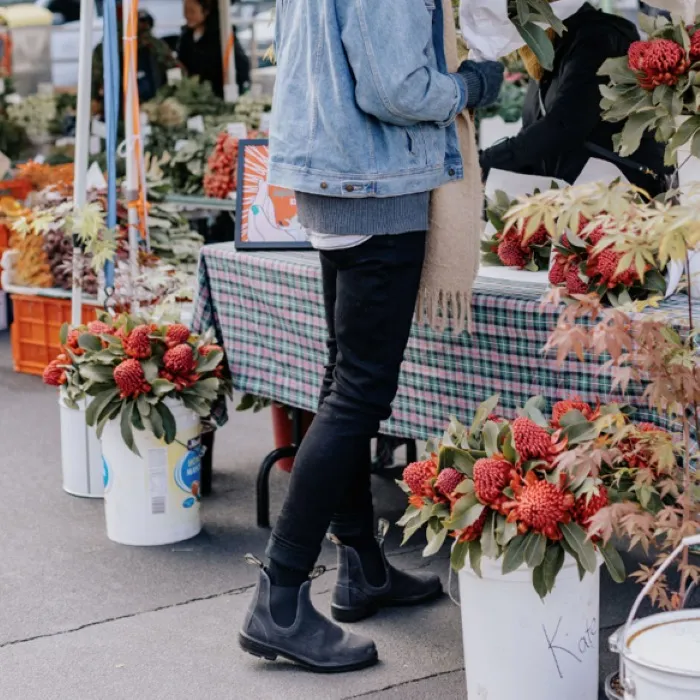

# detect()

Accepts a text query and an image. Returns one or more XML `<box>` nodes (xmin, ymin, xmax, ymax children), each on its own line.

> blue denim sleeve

<box><xmin>337</xmin><ymin>0</ymin><xmax>465</xmax><ymax>127</ymax></box>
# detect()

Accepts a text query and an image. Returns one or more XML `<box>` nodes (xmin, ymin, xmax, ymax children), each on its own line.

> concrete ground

<box><xmin>0</xmin><ymin>330</ymin><xmax>633</xmax><ymax>700</ymax></box>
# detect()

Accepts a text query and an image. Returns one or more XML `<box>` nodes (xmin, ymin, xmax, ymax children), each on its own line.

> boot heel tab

<box><xmin>244</xmin><ymin>553</ymin><xmax>265</xmax><ymax>568</ymax></box>
<box><xmin>309</xmin><ymin>565</ymin><xmax>326</xmax><ymax>580</ymax></box>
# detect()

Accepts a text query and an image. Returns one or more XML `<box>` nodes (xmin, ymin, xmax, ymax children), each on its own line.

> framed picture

<box><xmin>234</xmin><ymin>139</ymin><xmax>312</xmax><ymax>250</ymax></box>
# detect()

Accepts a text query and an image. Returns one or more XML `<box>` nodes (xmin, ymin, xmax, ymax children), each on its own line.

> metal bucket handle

<box><xmin>618</xmin><ymin>534</ymin><xmax>700</xmax><ymax>696</ymax></box>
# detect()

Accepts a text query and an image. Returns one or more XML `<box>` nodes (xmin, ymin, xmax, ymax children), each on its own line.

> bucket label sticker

<box><xmin>102</xmin><ymin>456</ymin><xmax>111</xmax><ymax>493</ymax></box>
<box><xmin>174</xmin><ymin>447</ymin><xmax>201</xmax><ymax>507</ymax></box>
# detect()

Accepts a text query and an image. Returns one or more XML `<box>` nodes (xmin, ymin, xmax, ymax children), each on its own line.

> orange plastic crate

<box><xmin>10</xmin><ymin>294</ymin><xmax>99</xmax><ymax>376</ymax></box>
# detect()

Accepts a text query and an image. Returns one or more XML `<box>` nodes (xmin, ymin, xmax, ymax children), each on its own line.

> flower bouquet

<box><xmin>482</xmin><ymin>188</ymin><xmax>553</xmax><ymax>270</ymax></box>
<box><xmin>44</xmin><ymin>313</ymin><xmax>232</xmax><ymax>455</ymax></box>
<box><xmin>398</xmin><ymin>395</ymin><xmax>632</xmax><ymax>597</ymax></box>
<box><xmin>599</xmin><ymin>12</ymin><xmax>700</xmax><ymax>163</ymax></box>
<box><xmin>503</xmin><ymin>180</ymin><xmax>668</xmax><ymax>303</ymax></box>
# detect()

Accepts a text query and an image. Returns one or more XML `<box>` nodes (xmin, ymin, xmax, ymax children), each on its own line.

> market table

<box><xmin>193</xmin><ymin>244</ymin><xmax>676</xmax><ymax>525</ymax></box>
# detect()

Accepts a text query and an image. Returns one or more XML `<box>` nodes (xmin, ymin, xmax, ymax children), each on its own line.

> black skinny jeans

<box><xmin>266</xmin><ymin>231</ymin><xmax>427</xmax><ymax>573</ymax></box>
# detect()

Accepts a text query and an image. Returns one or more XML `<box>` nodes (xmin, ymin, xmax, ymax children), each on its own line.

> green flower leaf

<box><xmin>468</xmin><ymin>540</ymin><xmax>483</xmax><ymax>578</ymax></box>
<box><xmin>120</xmin><ymin>401</ymin><xmax>139</xmax><ymax>456</ymax></box>
<box><xmin>423</xmin><ymin>526</ymin><xmax>447</xmax><ymax>557</ymax></box>
<box><xmin>502</xmin><ymin>534</ymin><xmax>528</xmax><ymax>575</ymax></box>
<box><xmin>151</xmin><ymin>378</ymin><xmax>175</xmax><ymax>397</ymax></box>
<box><xmin>515</xmin><ymin>21</ymin><xmax>555</xmax><ymax>71</ymax></box>
<box><xmin>78</xmin><ymin>333</ymin><xmax>102</xmax><ymax>353</ymax></box>
<box><xmin>480</xmin><ymin>510</ymin><xmax>500</xmax><ymax>559</ymax></box>
<box><xmin>85</xmin><ymin>388</ymin><xmax>118</xmax><ymax>427</ymax></box>
<box><xmin>560</xmin><ymin>522</ymin><xmax>598</xmax><ymax>574</ymax></box>
<box><xmin>451</xmin><ymin>540</ymin><xmax>468</xmax><ymax>572</ymax></box>
<box><xmin>156</xmin><ymin>402</ymin><xmax>177</xmax><ymax>444</ymax></box>
<box><xmin>600</xmin><ymin>542</ymin><xmax>626</xmax><ymax>584</ymax></box>
<box><xmin>197</xmin><ymin>349</ymin><xmax>224</xmax><ymax>373</ymax></box>
<box><xmin>483</xmin><ymin>421</ymin><xmax>500</xmax><ymax>457</ymax></box>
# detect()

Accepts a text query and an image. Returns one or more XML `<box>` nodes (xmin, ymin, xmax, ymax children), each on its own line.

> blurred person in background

<box><xmin>177</xmin><ymin>0</ymin><xmax>251</xmax><ymax>97</ymax></box>
<box><xmin>92</xmin><ymin>3</ymin><xmax>179</xmax><ymax>111</ymax></box>
<box><xmin>478</xmin><ymin>1</ymin><xmax>669</xmax><ymax>195</ymax></box>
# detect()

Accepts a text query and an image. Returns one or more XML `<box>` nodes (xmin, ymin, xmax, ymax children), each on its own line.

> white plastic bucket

<box><xmin>612</xmin><ymin>535</ymin><xmax>700</xmax><ymax>700</ymax></box>
<box><xmin>59</xmin><ymin>397</ymin><xmax>103</xmax><ymax>498</ymax></box>
<box><xmin>100</xmin><ymin>401</ymin><xmax>203</xmax><ymax>546</ymax></box>
<box><xmin>459</xmin><ymin>555</ymin><xmax>601</xmax><ymax>700</ymax></box>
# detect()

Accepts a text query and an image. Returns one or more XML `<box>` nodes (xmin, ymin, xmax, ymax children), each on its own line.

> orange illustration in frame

<box><xmin>236</xmin><ymin>140</ymin><xmax>311</xmax><ymax>249</ymax></box>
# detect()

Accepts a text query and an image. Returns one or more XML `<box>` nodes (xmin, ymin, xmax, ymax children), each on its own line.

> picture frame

<box><xmin>234</xmin><ymin>139</ymin><xmax>312</xmax><ymax>250</ymax></box>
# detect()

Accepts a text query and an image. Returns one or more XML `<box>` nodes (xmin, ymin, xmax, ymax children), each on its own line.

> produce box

<box><xmin>10</xmin><ymin>293</ymin><xmax>98</xmax><ymax>376</ymax></box>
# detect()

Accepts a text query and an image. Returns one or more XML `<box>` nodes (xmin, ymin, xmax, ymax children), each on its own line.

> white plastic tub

<box><xmin>459</xmin><ymin>555</ymin><xmax>600</xmax><ymax>700</ymax></box>
<box><xmin>100</xmin><ymin>401</ymin><xmax>202</xmax><ymax>546</ymax></box>
<box><xmin>610</xmin><ymin>535</ymin><xmax>700</xmax><ymax>699</ymax></box>
<box><xmin>59</xmin><ymin>397</ymin><xmax>103</xmax><ymax>498</ymax></box>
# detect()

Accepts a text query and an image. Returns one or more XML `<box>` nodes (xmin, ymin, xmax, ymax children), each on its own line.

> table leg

<box><xmin>256</xmin><ymin>408</ymin><xmax>306</xmax><ymax>528</ymax></box>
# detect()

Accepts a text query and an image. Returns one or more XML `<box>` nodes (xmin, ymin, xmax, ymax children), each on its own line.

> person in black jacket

<box><xmin>481</xmin><ymin>2</ymin><xmax>668</xmax><ymax>196</ymax></box>
<box><xmin>178</xmin><ymin>0</ymin><xmax>251</xmax><ymax>98</ymax></box>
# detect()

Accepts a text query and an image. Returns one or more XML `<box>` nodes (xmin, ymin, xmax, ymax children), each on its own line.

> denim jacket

<box><xmin>268</xmin><ymin>0</ymin><xmax>465</xmax><ymax>198</ymax></box>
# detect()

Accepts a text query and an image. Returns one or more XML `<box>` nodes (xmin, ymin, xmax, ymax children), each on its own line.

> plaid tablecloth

<box><xmin>193</xmin><ymin>244</ymin><xmax>681</xmax><ymax>440</ymax></box>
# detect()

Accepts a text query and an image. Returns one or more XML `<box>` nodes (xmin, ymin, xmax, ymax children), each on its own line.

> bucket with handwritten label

<box><xmin>607</xmin><ymin>535</ymin><xmax>700</xmax><ymax>700</ymax></box>
<box><xmin>459</xmin><ymin>555</ymin><xmax>600</xmax><ymax>700</ymax></box>
<box><xmin>100</xmin><ymin>400</ymin><xmax>202</xmax><ymax>546</ymax></box>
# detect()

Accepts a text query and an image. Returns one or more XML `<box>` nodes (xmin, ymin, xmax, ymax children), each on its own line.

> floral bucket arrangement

<box><xmin>43</xmin><ymin>313</ymin><xmax>232</xmax><ymax>545</ymax></box>
<box><xmin>481</xmin><ymin>188</ymin><xmax>553</xmax><ymax>271</ymax></box>
<box><xmin>397</xmin><ymin>392</ymin><xmax>683</xmax><ymax>700</ymax></box>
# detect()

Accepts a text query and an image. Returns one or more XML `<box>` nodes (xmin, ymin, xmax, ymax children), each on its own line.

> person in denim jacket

<box><xmin>239</xmin><ymin>0</ymin><xmax>503</xmax><ymax>673</ymax></box>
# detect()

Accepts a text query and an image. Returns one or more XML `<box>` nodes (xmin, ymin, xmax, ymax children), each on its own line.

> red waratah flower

<box><xmin>548</xmin><ymin>255</ymin><xmax>567</xmax><ymax>286</ymax></box>
<box><xmin>638</xmin><ymin>422</ymin><xmax>667</xmax><ymax>433</ymax></box>
<box><xmin>520</xmin><ymin>222</ymin><xmax>549</xmax><ymax>248</ymax></box>
<box><xmin>164</xmin><ymin>344</ymin><xmax>195</xmax><ymax>374</ymax></box>
<box><xmin>198</xmin><ymin>344</ymin><xmax>222</xmax><ymax>357</ymax></box>
<box><xmin>505</xmin><ymin>471</ymin><xmax>575</xmax><ymax>540</ymax></box>
<box><xmin>574</xmin><ymin>486</ymin><xmax>609</xmax><ymax>530</ymax></box>
<box><xmin>629</xmin><ymin>38</ymin><xmax>689</xmax><ymax>90</ymax></box>
<box><xmin>590</xmin><ymin>248</ymin><xmax>640</xmax><ymax>288</ymax></box>
<box><xmin>565</xmin><ymin>265</ymin><xmax>588</xmax><ymax>295</ymax></box>
<box><xmin>455</xmin><ymin>508</ymin><xmax>488</xmax><ymax>543</ymax></box>
<box><xmin>165</xmin><ymin>324</ymin><xmax>191</xmax><ymax>348</ymax></box>
<box><xmin>87</xmin><ymin>320</ymin><xmax>113</xmax><ymax>335</ymax></box>
<box><xmin>403</xmin><ymin>460</ymin><xmax>437</xmax><ymax>497</ymax></box>
<box><xmin>114</xmin><ymin>359</ymin><xmax>151</xmax><ymax>399</ymax></box>
<box><xmin>497</xmin><ymin>235</ymin><xmax>529</xmax><ymax>268</ymax></box>
<box><xmin>435</xmin><ymin>468</ymin><xmax>465</xmax><ymax>497</ymax></box>
<box><xmin>628</xmin><ymin>40</ymin><xmax>648</xmax><ymax>72</ymax></box>
<box><xmin>473</xmin><ymin>457</ymin><xmax>513</xmax><ymax>508</ymax></box>
<box><xmin>512</xmin><ymin>417</ymin><xmax>556</xmax><ymax>461</ymax></box>
<box><xmin>551</xmin><ymin>399</ymin><xmax>596</xmax><ymax>428</ymax></box>
<box><xmin>586</xmin><ymin>225</ymin><xmax>606</xmax><ymax>247</ymax></box>
<box><xmin>123</xmin><ymin>325</ymin><xmax>153</xmax><ymax>359</ymax></box>
<box><xmin>690</xmin><ymin>31</ymin><xmax>700</xmax><ymax>62</ymax></box>
<box><xmin>65</xmin><ymin>328</ymin><xmax>85</xmax><ymax>356</ymax></box>
<box><xmin>43</xmin><ymin>358</ymin><xmax>67</xmax><ymax>386</ymax></box>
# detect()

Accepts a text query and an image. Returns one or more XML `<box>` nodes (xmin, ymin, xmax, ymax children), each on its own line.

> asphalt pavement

<box><xmin>0</xmin><ymin>330</ymin><xmax>632</xmax><ymax>699</ymax></box>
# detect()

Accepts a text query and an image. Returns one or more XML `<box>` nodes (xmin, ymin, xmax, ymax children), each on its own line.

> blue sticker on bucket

<box><xmin>174</xmin><ymin>449</ymin><xmax>201</xmax><ymax>505</ymax></box>
<box><xmin>103</xmin><ymin>456</ymin><xmax>110</xmax><ymax>491</ymax></box>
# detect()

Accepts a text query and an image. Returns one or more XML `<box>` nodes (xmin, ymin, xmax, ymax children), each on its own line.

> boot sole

<box><xmin>238</xmin><ymin>632</ymin><xmax>379</xmax><ymax>673</ymax></box>
<box><xmin>331</xmin><ymin>585</ymin><xmax>444</xmax><ymax>623</ymax></box>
